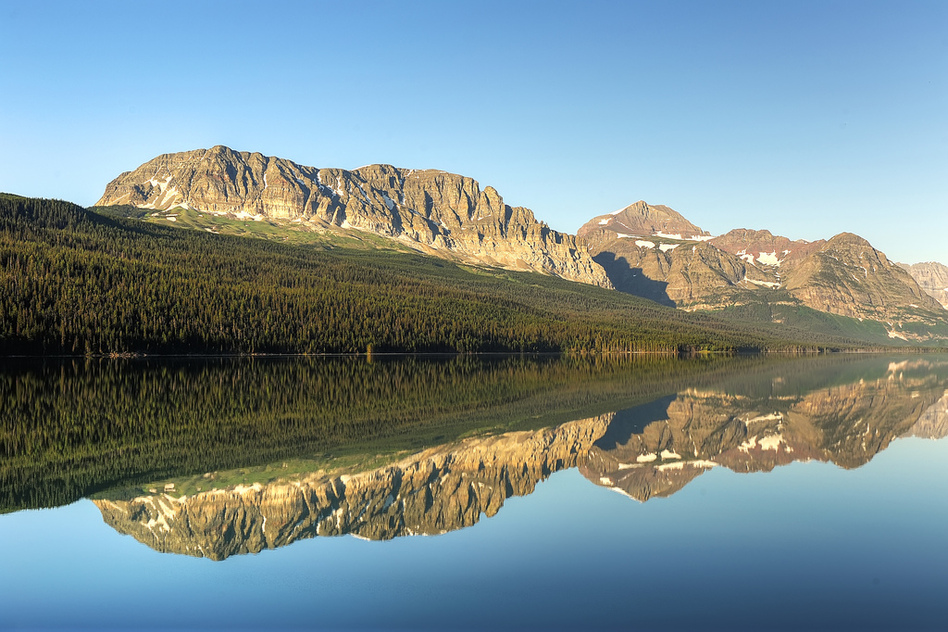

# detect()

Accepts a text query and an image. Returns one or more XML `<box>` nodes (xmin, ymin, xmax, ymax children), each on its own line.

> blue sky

<box><xmin>1</xmin><ymin>0</ymin><xmax>945</xmax><ymax>263</ymax></box>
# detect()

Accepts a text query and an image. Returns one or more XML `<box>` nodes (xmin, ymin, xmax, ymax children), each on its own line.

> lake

<box><xmin>1</xmin><ymin>354</ymin><xmax>946</xmax><ymax>631</ymax></box>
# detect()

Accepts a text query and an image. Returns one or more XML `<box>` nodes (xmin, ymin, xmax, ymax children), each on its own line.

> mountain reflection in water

<box><xmin>92</xmin><ymin>356</ymin><xmax>948</xmax><ymax>560</ymax></box>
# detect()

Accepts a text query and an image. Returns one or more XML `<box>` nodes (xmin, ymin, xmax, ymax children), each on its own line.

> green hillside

<box><xmin>0</xmin><ymin>193</ymin><xmax>878</xmax><ymax>355</ymax></box>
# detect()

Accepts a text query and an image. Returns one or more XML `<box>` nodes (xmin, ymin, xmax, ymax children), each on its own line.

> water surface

<box><xmin>1</xmin><ymin>354</ymin><xmax>946</xmax><ymax>630</ymax></box>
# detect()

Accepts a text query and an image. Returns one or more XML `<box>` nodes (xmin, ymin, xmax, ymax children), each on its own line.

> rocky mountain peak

<box><xmin>710</xmin><ymin>228</ymin><xmax>823</xmax><ymax>267</ymax></box>
<box><xmin>899</xmin><ymin>261</ymin><xmax>948</xmax><ymax>309</ymax></box>
<box><xmin>95</xmin><ymin>147</ymin><xmax>613</xmax><ymax>289</ymax></box>
<box><xmin>577</xmin><ymin>199</ymin><xmax>948</xmax><ymax>334</ymax></box>
<box><xmin>577</xmin><ymin>200</ymin><xmax>711</xmax><ymax>243</ymax></box>
<box><xmin>780</xmin><ymin>231</ymin><xmax>944</xmax><ymax>321</ymax></box>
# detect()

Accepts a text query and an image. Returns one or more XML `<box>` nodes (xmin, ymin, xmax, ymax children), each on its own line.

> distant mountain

<box><xmin>709</xmin><ymin>228</ymin><xmax>823</xmax><ymax>267</ymax></box>
<box><xmin>7</xmin><ymin>193</ymin><xmax>831</xmax><ymax>357</ymax></box>
<box><xmin>899</xmin><ymin>261</ymin><xmax>948</xmax><ymax>309</ymax></box>
<box><xmin>95</xmin><ymin>414</ymin><xmax>611</xmax><ymax>558</ymax></box>
<box><xmin>92</xmin><ymin>355</ymin><xmax>948</xmax><ymax>556</ymax></box>
<box><xmin>577</xmin><ymin>201</ymin><xmax>946</xmax><ymax>342</ymax></box>
<box><xmin>93</xmin><ymin>147</ymin><xmax>946</xmax><ymax>345</ymax></box>
<box><xmin>583</xmin><ymin>357</ymin><xmax>946</xmax><ymax>500</ymax></box>
<box><xmin>96</xmin><ymin>146</ymin><xmax>612</xmax><ymax>288</ymax></box>
<box><xmin>578</xmin><ymin>200</ymin><xmax>711</xmax><ymax>243</ymax></box>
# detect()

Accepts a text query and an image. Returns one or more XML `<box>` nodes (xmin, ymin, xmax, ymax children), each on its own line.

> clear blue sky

<box><xmin>1</xmin><ymin>0</ymin><xmax>945</xmax><ymax>263</ymax></box>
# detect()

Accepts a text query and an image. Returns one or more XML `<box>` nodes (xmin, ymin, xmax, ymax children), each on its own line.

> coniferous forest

<box><xmin>0</xmin><ymin>194</ymin><xmax>863</xmax><ymax>356</ymax></box>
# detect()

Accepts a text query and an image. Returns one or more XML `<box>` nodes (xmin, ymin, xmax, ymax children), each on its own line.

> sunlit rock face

<box><xmin>903</xmin><ymin>392</ymin><xmax>948</xmax><ymax>439</ymax></box>
<box><xmin>577</xmin><ymin>202</ymin><xmax>945</xmax><ymax>333</ymax></box>
<box><xmin>780</xmin><ymin>233</ymin><xmax>943</xmax><ymax>322</ymax></box>
<box><xmin>95</xmin><ymin>146</ymin><xmax>612</xmax><ymax>289</ymax></box>
<box><xmin>94</xmin><ymin>358</ymin><xmax>948</xmax><ymax>558</ymax></box>
<box><xmin>899</xmin><ymin>261</ymin><xmax>948</xmax><ymax>310</ymax></box>
<box><xmin>94</xmin><ymin>415</ymin><xmax>612</xmax><ymax>560</ymax></box>
<box><xmin>581</xmin><ymin>364</ymin><xmax>944</xmax><ymax>501</ymax></box>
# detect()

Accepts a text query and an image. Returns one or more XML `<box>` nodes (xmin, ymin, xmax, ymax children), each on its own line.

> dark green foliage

<box><xmin>0</xmin><ymin>354</ymin><xmax>761</xmax><ymax>512</ymax></box>
<box><xmin>0</xmin><ymin>194</ymin><xmax>854</xmax><ymax>355</ymax></box>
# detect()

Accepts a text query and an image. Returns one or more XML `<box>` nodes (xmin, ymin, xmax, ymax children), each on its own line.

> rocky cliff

<box><xmin>780</xmin><ymin>233</ymin><xmax>943</xmax><ymax>322</ymax></box>
<box><xmin>899</xmin><ymin>261</ymin><xmax>948</xmax><ymax>309</ymax></box>
<box><xmin>577</xmin><ymin>201</ymin><xmax>946</xmax><ymax>332</ymax></box>
<box><xmin>903</xmin><ymin>392</ymin><xmax>948</xmax><ymax>439</ymax></box>
<box><xmin>94</xmin><ymin>414</ymin><xmax>611</xmax><ymax>560</ymax></box>
<box><xmin>581</xmin><ymin>363</ymin><xmax>944</xmax><ymax>500</ymax></box>
<box><xmin>95</xmin><ymin>146</ymin><xmax>612</xmax><ymax>288</ymax></box>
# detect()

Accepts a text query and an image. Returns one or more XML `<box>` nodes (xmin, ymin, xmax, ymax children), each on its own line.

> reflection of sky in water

<box><xmin>2</xmin><ymin>437</ymin><xmax>946</xmax><ymax>631</ymax></box>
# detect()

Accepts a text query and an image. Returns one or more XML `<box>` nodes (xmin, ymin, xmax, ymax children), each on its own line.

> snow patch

<box><xmin>635</xmin><ymin>240</ymin><xmax>656</xmax><ymax>249</ymax></box>
<box><xmin>756</xmin><ymin>251</ymin><xmax>781</xmax><ymax>266</ymax></box>
<box><xmin>660</xmin><ymin>449</ymin><xmax>681</xmax><ymax>460</ymax></box>
<box><xmin>656</xmin><ymin>459</ymin><xmax>717</xmax><ymax>472</ymax></box>
<box><xmin>654</xmin><ymin>231</ymin><xmax>683</xmax><ymax>240</ymax></box>
<box><xmin>636</xmin><ymin>453</ymin><xmax>658</xmax><ymax>463</ymax></box>
<box><xmin>598</xmin><ymin>218</ymin><xmax>610</xmax><ymax>225</ymax></box>
<box><xmin>758</xmin><ymin>434</ymin><xmax>790</xmax><ymax>452</ymax></box>
<box><xmin>739</xmin><ymin>436</ymin><xmax>758</xmax><ymax>453</ymax></box>
<box><xmin>746</xmin><ymin>278</ymin><xmax>781</xmax><ymax>289</ymax></box>
<box><xmin>744</xmin><ymin>412</ymin><xmax>783</xmax><ymax>424</ymax></box>
<box><xmin>659</xmin><ymin>243</ymin><xmax>679</xmax><ymax>252</ymax></box>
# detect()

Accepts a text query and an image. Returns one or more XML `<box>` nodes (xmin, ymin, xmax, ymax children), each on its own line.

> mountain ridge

<box><xmin>96</xmin><ymin>146</ymin><xmax>612</xmax><ymax>289</ymax></box>
<box><xmin>576</xmin><ymin>201</ymin><xmax>946</xmax><ymax>340</ymax></box>
<box><xmin>93</xmin><ymin>146</ymin><xmax>946</xmax><ymax>343</ymax></box>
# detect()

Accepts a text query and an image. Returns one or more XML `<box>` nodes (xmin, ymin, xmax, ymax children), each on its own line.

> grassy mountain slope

<box><xmin>0</xmin><ymin>194</ymin><xmax>894</xmax><ymax>355</ymax></box>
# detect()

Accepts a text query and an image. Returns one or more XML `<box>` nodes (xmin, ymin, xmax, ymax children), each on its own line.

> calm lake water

<box><xmin>1</xmin><ymin>354</ymin><xmax>947</xmax><ymax>631</ymax></box>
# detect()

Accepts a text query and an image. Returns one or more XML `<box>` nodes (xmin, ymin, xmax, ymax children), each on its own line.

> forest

<box><xmin>0</xmin><ymin>353</ymin><xmax>840</xmax><ymax>513</ymax></box>
<box><xmin>0</xmin><ymin>193</ymin><xmax>864</xmax><ymax>356</ymax></box>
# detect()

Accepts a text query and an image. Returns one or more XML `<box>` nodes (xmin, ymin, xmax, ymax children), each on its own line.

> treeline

<box><xmin>0</xmin><ymin>194</ymin><xmax>849</xmax><ymax>356</ymax></box>
<box><xmin>1</xmin><ymin>353</ymin><xmax>763</xmax><ymax>512</ymax></box>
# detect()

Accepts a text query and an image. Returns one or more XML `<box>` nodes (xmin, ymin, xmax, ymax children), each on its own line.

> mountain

<box><xmin>95</xmin><ymin>146</ymin><xmax>612</xmax><ymax>288</ymax></box>
<box><xmin>93</xmin><ymin>147</ymin><xmax>946</xmax><ymax>345</ymax></box>
<box><xmin>709</xmin><ymin>228</ymin><xmax>823</xmax><ymax>267</ymax></box>
<box><xmin>94</xmin><ymin>414</ymin><xmax>612</xmax><ymax>559</ymax></box>
<box><xmin>899</xmin><ymin>261</ymin><xmax>948</xmax><ymax>309</ymax></box>
<box><xmin>578</xmin><ymin>200</ymin><xmax>711</xmax><ymax>243</ymax></box>
<box><xmin>5</xmin><ymin>193</ymin><xmax>834</xmax><ymax>357</ymax></box>
<box><xmin>91</xmin><ymin>355</ymin><xmax>948</xmax><ymax>556</ymax></box>
<box><xmin>577</xmin><ymin>201</ymin><xmax>947</xmax><ymax>342</ymax></box>
<box><xmin>903</xmin><ymin>392</ymin><xmax>948</xmax><ymax>439</ymax></box>
<box><xmin>778</xmin><ymin>233</ymin><xmax>942</xmax><ymax>321</ymax></box>
<box><xmin>582</xmin><ymin>357</ymin><xmax>946</xmax><ymax>500</ymax></box>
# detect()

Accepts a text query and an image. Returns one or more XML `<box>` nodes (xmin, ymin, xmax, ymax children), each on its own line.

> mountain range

<box><xmin>95</xmin><ymin>146</ymin><xmax>947</xmax><ymax>345</ymax></box>
<box><xmin>93</xmin><ymin>355</ymin><xmax>948</xmax><ymax>558</ymax></box>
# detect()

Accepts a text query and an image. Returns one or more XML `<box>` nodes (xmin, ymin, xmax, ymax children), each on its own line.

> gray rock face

<box><xmin>903</xmin><ymin>393</ymin><xmax>948</xmax><ymax>439</ymax></box>
<box><xmin>96</xmin><ymin>146</ymin><xmax>613</xmax><ymax>288</ymax></box>
<box><xmin>899</xmin><ymin>261</ymin><xmax>948</xmax><ymax>309</ymax></box>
